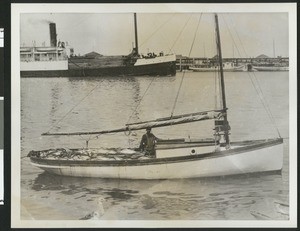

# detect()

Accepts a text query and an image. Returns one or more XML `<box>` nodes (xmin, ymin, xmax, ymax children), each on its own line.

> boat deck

<box><xmin>27</xmin><ymin>138</ymin><xmax>275</xmax><ymax>162</ymax></box>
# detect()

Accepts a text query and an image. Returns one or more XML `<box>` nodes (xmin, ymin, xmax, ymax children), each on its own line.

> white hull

<box><xmin>134</xmin><ymin>54</ymin><xmax>176</xmax><ymax>66</ymax></box>
<box><xmin>20</xmin><ymin>60</ymin><xmax>68</xmax><ymax>71</ymax></box>
<box><xmin>252</xmin><ymin>66</ymin><xmax>289</xmax><ymax>71</ymax></box>
<box><xmin>189</xmin><ymin>65</ymin><xmax>246</xmax><ymax>72</ymax></box>
<box><xmin>30</xmin><ymin>139</ymin><xmax>283</xmax><ymax>179</ymax></box>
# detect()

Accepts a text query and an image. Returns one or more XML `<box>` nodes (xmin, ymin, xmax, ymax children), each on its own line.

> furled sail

<box><xmin>126</xmin><ymin>110</ymin><xmax>223</xmax><ymax>130</ymax></box>
<box><xmin>42</xmin><ymin>110</ymin><xmax>224</xmax><ymax>136</ymax></box>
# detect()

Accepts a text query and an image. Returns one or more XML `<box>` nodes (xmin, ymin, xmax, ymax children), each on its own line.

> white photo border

<box><xmin>11</xmin><ymin>3</ymin><xmax>297</xmax><ymax>228</ymax></box>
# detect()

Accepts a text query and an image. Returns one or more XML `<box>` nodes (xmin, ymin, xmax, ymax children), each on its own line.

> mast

<box><xmin>215</xmin><ymin>14</ymin><xmax>230</xmax><ymax>145</ymax></box>
<box><xmin>134</xmin><ymin>13</ymin><xmax>139</xmax><ymax>54</ymax></box>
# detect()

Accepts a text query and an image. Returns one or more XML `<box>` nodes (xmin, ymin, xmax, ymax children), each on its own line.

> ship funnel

<box><xmin>49</xmin><ymin>23</ymin><xmax>57</xmax><ymax>47</ymax></box>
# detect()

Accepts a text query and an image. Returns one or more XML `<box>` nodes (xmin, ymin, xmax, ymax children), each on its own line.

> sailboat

<box><xmin>28</xmin><ymin>14</ymin><xmax>283</xmax><ymax>179</ymax></box>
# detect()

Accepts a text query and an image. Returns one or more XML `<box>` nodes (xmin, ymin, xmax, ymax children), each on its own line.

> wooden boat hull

<box><xmin>29</xmin><ymin>138</ymin><xmax>283</xmax><ymax>179</ymax></box>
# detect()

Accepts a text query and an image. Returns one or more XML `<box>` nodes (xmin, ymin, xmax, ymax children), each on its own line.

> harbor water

<box><xmin>20</xmin><ymin>71</ymin><xmax>289</xmax><ymax>220</ymax></box>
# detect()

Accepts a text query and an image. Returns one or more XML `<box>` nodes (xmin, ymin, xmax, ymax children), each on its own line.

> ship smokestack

<box><xmin>49</xmin><ymin>23</ymin><xmax>57</xmax><ymax>47</ymax></box>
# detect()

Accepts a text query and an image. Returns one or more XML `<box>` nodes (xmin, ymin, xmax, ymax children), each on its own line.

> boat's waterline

<box><xmin>30</xmin><ymin>138</ymin><xmax>283</xmax><ymax>179</ymax></box>
<box><xmin>20</xmin><ymin>59</ymin><xmax>177</xmax><ymax>77</ymax></box>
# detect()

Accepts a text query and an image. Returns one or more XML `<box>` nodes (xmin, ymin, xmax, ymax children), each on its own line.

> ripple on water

<box><xmin>21</xmin><ymin>73</ymin><xmax>289</xmax><ymax>220</ymax></box>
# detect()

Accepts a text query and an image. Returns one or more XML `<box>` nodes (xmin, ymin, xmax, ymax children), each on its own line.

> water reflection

<box><xmin>32</xmin><ymin>170</ymin><xmax>283</xmax><ymax>192</ymax></box>
<box><xmin>29</xmin><ymin>171</ymin><xmax>288</xmax><ymax>220</ymax></box>
<box><xmin>21</xmin><ymin>72</ymin><xmax>289</xmax><ymax>220</ymax></box>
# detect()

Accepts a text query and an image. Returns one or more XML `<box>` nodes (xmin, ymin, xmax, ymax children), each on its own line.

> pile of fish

<box><xmin>27</xmin><ymin>148</ymin><xmax>150</xmax><ymax>161</ymax></box>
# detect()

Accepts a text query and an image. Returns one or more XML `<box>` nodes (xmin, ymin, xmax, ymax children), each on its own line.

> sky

<box><xmin>20</xmin><ymin>12</ymin><xmax>289</xmax><ymax>58</ymax></box>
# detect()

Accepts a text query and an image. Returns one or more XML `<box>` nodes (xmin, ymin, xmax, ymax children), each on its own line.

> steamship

<box><xmin>20</xmin><ymin>14</ymin><xmax>176</xmax><ymax>77</ymax></box>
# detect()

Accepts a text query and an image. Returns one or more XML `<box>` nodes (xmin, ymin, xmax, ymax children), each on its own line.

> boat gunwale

<box><xmin>156</xmin><ymin>138</ymin><xmax>278</xmax><ymax>150</ymax></box>
<box><xmin>156</xmin><ymin>140</ymin><xmax>215</xmax><ymax>150</ymax></box>
<box><xmin>30</xmin><ymin>138</ymin><xmax>283</xmax><ymax>167</ymax></box>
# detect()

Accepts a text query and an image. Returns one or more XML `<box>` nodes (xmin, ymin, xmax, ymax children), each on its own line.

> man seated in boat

<box><xmin>139</xmin><ymin>127</ymin><xmax>160</xmax><ymax>157</ymax></box>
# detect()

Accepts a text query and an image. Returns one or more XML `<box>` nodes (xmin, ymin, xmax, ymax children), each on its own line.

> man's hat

<box><xmin>146</xmin><ymin>127</ymin><xmax>151</xmax><ymax>131</ymax></box>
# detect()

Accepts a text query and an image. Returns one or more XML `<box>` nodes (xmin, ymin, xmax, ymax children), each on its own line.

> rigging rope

<box><xmin>126</xmin><ymin>76</ymin><xmax>157</xmax><ymax>124</ymax></box>
<box><xmin>248</xmin><ymin>73</ymin><xmax>282</xmax><ymax>138</ymax></box>
<box><xmin>138</xmin><ymin>14</ymin><xmax>176</xmax><ymax>52</ymax></box>
<box><xmin>169</xmin><ymin>14</ymin><xmax>193</xmax><ymax>54</ymax></box>
<box><xmin>79</xmin><ymin>133</ymin><xmax>104</xmax><ymax>148</ymax></box>
<box><xmin>222</xmin><ymin>14</ymin><xmax>281</xmax><ymax>137</ymax></box>
<box><xmin>45</xmin><ymin>82</ymin><xmax>101</xmax><ymax>135</ymax></box>
<box><xmin>128</xmin><ymin>14</ymin><xmax>200</xmax><ymax>124</ymax></box>
<box><xmin>46</xmin><ymin>14</ymin><xmax>165</xmax><ymax>139</ymax></box>
<box><xmin>222</xmin><ymin>14</ymin><xmax>247</xmax><ymax>58</ymax></box>
<box><xmin>170</xmin><ymin>13</ymin><xmax>203</xmax><ymax>117</ymax></box>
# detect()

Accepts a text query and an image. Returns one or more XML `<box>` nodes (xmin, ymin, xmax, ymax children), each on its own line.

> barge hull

<box><xmin>20</xmin><ymin>61</ymin><xmax>177</xmax><ymax>77</ymax></box>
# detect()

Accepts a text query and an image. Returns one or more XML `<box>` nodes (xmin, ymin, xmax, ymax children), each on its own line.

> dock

<box><xmin>176</xmin><ymin>55</ymin><xmax>289</xmax><ymax>71</ymax></box>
